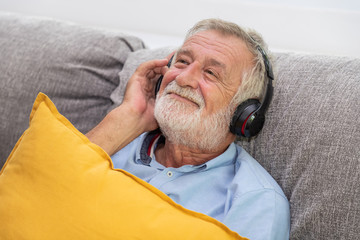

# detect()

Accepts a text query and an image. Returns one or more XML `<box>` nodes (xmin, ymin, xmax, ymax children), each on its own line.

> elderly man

<box><xmin>87</xmin><ymin>19</ymin><xmax>290</xmax><ymax>239</ymax></box>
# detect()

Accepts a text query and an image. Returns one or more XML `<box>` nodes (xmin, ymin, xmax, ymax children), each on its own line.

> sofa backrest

<box><xmin>239</xmin><ymin>52</ymin><xmax>360</xmax><ymax>239</ymax></box>
<box><xmin>0</xmin><ymin>12</ymin><xmax>145</xmax><ymax>165</ymax></box>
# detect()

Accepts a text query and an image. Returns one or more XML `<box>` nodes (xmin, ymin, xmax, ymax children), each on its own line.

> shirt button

<box><xmin>166</xmin><ymin>171</ymin><xmax>173</xmax><ymax>177</ymax></box>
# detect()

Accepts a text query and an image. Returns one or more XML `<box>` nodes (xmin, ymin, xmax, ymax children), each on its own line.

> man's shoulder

<box><xmin>111</xmin><ymin>133</ymin><xmax>147</xmax><ymax>168</ymax></box>
<box><xmin>233</xmin><ymin>144</ymin><xmax>287</xmax><ymax>199</ymax></box>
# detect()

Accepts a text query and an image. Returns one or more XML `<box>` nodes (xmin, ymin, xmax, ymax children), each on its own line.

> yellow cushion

<box><xmin>0</xmin><ymin>93</ymin><xmax>247</xmax><ymax>240</ymax></box>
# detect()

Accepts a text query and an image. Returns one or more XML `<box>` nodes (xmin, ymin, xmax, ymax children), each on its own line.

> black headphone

<box><xmin>154</xmin><ymin>55</ymin><xmax>173</xmax><ymax>96</ymax></box>
<box><xmin>229</xmin><ymin>43</ymin><xmax>274</xmax><ymax>138</ymax></box>
<box><xmin>155</xmin><ymin>46</ymin><xmax>273</xmax><ymax>138</ymax></box>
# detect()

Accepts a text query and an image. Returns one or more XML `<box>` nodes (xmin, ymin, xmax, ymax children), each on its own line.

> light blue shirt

<box><xmin>111</xmin><ymin>132</ymin><xmax>290</xmax><ymax>240</ymax></box>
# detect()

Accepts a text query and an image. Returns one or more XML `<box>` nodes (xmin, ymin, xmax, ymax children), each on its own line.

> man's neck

<box><xmin>154</xmin><ymin>138</ymin><xmax>233</xmax><ymax>168</ymax></box>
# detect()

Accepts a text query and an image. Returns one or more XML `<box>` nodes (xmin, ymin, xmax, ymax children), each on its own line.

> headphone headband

<box><xmin>255</xmin><ymin>44</ymin><xmax>274</xmax><ymax>116</ymax></box>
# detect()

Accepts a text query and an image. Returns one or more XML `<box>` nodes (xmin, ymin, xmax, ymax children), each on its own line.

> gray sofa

<box><xmin>0</xmin><ymin>12</ymin><xmax>359</xmax><ymax>239</ymax></box>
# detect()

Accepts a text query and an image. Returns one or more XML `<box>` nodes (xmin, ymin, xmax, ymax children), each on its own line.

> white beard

<box><xmin>154</xmin><ymin>81</ymin><xmax>234</xmax><ymax>151</ymax></box>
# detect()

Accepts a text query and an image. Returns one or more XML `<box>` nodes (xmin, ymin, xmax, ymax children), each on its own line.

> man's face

<box><xmin>154</xmin><ymin>30</ymin><xmax>253</xmax><ymax>150</ymax></box>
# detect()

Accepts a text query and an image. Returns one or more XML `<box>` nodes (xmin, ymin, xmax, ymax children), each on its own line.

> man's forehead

<box><xmin>180</xmin><ymin>31</ymin><xmax>251</xmax><ymax>64</ymax></box>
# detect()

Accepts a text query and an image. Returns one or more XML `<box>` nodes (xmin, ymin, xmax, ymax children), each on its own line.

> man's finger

<box><xmin>136</xmin><ymin>59</ymin><xmax>168</xmax><ymax>77</ymax></box>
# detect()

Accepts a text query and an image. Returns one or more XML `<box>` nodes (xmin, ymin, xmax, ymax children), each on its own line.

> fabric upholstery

<box><xmin>239</xmin><ymin>53</ymin><xmax>360</xmax><ymax>239</ymax></box>
<box><xmin>0</xmin><ymin>12</ymin><xmax>145</xmax><ymax>166</ymax></box>
<box><xmin>0</xmin><ymin>93</ymin><xmax>246</xmax><ymax>240</ymax></box>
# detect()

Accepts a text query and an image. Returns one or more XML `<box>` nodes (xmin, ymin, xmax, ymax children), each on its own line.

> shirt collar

<box><xmin>137</xmin><ymin>131</ymin><xmax>163</xmax><ymax>166</ymax></box>
<box><xmin>137</xmin><ymin>132</ymin><xmax>237</xmax><ymax>171</ymax></box>
<box><xmin>202</xmin><ymin>143</ymin><xmax>237</xmax><ymax>170</ymax></box>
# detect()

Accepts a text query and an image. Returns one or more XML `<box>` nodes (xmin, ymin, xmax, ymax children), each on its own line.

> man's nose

<box><xmin>175</xmin><ymin>62</ymin><xmax>201</xmax><ymax>89</ymax></box>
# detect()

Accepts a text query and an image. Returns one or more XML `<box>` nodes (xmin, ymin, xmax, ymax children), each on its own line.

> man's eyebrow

<box><xmin>205</xmin><ymin>58</ymin><xmax>226</xmax><ymax>70</ymax></box>
<box><xmin>177</xmin><ymin>49</ymin><xmax>226</xmax><ymax>71</ymax></box>
<box><xmin>177</xmin><ymin>49</ymin><xmax>193</xmax><ymax>58</ymax></box>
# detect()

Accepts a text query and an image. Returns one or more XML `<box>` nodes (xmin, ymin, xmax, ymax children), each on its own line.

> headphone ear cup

<box><xmin>245</xmin><ymin>110</ymin><xmax>265</xmax><ymax>137</ymax></box>
<box><xmin>230</xmin><ymin>99</ymin><xmax>263</xmax><ymax>138</ymax></box>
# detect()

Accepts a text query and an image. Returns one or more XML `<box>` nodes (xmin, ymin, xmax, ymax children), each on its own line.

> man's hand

<box><xmin>86</xmin><ymin>58</ymin><xmax>169</xmax><ymax>156</ymax></box>
<box><xmin>122</xmin><ymin>58</ymin><xmax>169</xmax><ymax>131</ymax></box>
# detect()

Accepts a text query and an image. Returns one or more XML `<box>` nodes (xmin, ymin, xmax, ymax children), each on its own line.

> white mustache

<box><xmin>162</xmin><ymin>81</ymin><xmax>205</xmax><ymax>108</ymax></box>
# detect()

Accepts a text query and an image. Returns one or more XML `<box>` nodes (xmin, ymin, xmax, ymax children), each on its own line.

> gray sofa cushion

<box><xmin>0</xmin><ymin>13</ymin><xmax>145</xmax><ymax>166</ymax></box>
<box><xmin>240</xmin><ymin>53</ymin><xmax>360</xmax><ymax>239</ymax></box>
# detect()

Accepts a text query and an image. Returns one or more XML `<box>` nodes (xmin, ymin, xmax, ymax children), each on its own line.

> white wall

<box><xmin>1</xmin><ymin>0</ymin><xmax>359</xmax><ymax>57</ymax></box>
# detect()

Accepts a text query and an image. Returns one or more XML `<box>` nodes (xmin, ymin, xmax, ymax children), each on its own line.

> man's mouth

<box><xmin>167</xmin><ymin>91</ymin><xmax>201</xmax><ymax>108</ymax></box>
